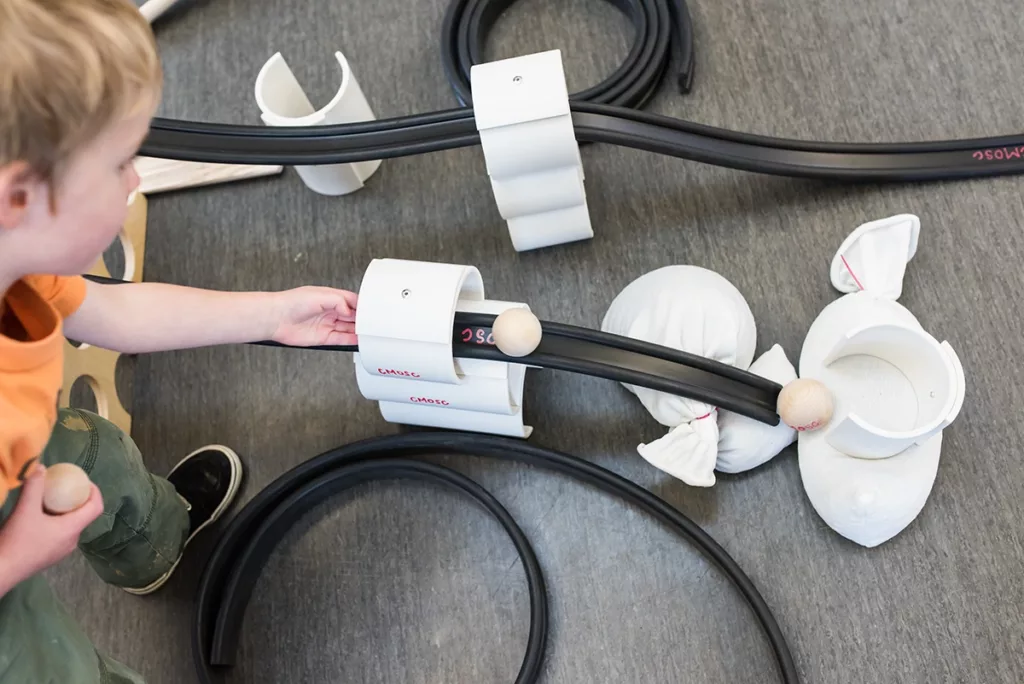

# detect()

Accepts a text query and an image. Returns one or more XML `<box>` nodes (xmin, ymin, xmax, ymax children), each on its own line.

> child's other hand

<box><xmin>271</xmin><ymin>286</ymin><xmax>358</xmax><ymax>347</ymax></box>
<box><xmin>0</xmin><ymin>465</ymin><xmax>103</xmax><ymax>591</ymax></box>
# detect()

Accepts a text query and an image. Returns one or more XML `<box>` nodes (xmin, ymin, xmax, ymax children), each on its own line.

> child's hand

<box><xmin>271</xmin><ymin>286</ymin><xmax>358</xmax><ymax>346</ymax></box>
<box><xmin>0</xmin><ymin>465</ymin><xmax>103</xmax><ymax>595</ymax></box>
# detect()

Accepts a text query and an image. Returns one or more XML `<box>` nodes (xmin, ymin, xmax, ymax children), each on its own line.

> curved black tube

<box><xmin>456</xmin><ymin>341</ymin><xmax>779</xmax><ymax>422</ymax></box>
<box><xmin>440</xmin><ymin>0</ymin><xmax>695</xmax><ymax>107</ymax></box>
<box><xmin>147</xmin><ymin>107</ymin><xmax>476</xmax><ymax>137</ymax></box>
<box><xmin>458</xmin><ymin>312</ymin><xmax>780</xmax><ymax>393</ymax></box>
<box><xmin>192</xmin><ymin>431</ymin><xmax>800</xmax><ymax>683</ymax></box>
<box><xmin>207</xmin><ymin>459</ymin><xmax>548</xmax><ymax>683</ymax></box>
<box><xmin>139</xmin><ymin>0</ymin><xmax>1024</xmax><ymax>182</ymax></box>
<box><xmin>140</xmin><ymin>105</ymin><xmax>1024</xmax><ymax>180</ymax></box>
<box><xmin>255</xmin><ymin>314</ymin><xmax>782</xmax><ymax>423</ymax></box>
<box><xmin>83</xmin><ymin>274</ymin><xmax>780</xmax><ymax>423</ymax></box>
<box><xmin>571</xmin><ymin>111</ymin><xmax>1024</xmax><ymax>181</ymax></box>
<box><xmin>451</xmin><ymin>313</ymin><xmax>781</xmax><ymax>423</ymax></box>
<box><xmin>570</xmin><ymin>101</ymin><xmax>1024</xmax><ymax>153</ymax></box>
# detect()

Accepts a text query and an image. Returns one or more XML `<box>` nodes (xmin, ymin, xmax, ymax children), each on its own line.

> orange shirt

<box><xmin>0</xmin><ymin>275</ymin><xmax>87</xmax><ymax>504</ymax></box>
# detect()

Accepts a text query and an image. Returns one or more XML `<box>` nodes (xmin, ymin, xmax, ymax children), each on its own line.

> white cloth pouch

<box><xmin>716</xmin><ymin>344</ymin><xmax>798</xmax><ymax>474</ymax></box>
<box><xmin>601</xmin><ymin>265</ymin><xmax>757</xmax><ymax>486</ymax></box>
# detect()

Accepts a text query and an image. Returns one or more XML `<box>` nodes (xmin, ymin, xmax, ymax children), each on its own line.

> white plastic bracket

<box><xmin>470</xmin><ymin>50</ymin><xmax>593</xmax><ymax>252</ymax></box>
<box><xmin>822</xmin><ymin>322</ymin><xmax>966</xmax><ymax>459</ymax></box>
<box><xmin>255</xmin><ymin>51</ymin><xmax>381</xmax><ymax>196</ymax></box>
<box><xmin>353</xmin><ymin>258</ymin><xmax>533</xmax><ymax>438</ymax></box>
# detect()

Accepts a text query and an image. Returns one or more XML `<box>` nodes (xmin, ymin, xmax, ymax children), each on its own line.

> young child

<box><xmin>0</xmin><ymin>1</ymin><xmax>359</xmax><ymax>682</ymax></box>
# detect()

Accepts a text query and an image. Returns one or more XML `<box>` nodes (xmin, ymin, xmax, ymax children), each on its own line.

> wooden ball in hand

<box><xmin>777</xmin><ymin>378</ymin><xmax>834</xmax><ymax>432</ymax></box>
<box><xmin>492</xmin><ymin>308</ymin><xmax>542</xmax><ymax>357</ymax></box>
<box><xmin>43</xmin><ymin>463</ymin><xmax>92</xmax><ymax>514</ymax></box>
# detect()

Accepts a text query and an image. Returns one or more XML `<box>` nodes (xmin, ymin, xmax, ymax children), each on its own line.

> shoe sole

<box><xmin>123</xmin><ymin>444</ymin><xmax>243</xmax><ymax>596</ymax></box>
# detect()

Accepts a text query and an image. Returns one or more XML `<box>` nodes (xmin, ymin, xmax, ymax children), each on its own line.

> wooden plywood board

<box><xmin>133</xmin><ymin>156</ymin><xmax>283</xmax><ymax>195</ymax></box>
<box><xmin>60</xmin><ymin>192</ymin><xmax>149</xmax><ymax>434</ymax></box>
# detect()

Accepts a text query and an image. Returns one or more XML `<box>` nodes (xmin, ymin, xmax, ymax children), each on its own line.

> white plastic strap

<box><xmin>823</xmin><ymin>322</ymin><xmax>966</xmax><ymax>459</ymax></box>
<box><xmin>354</xmin><ymin>259</ymin><xmax>483</xmax><ymax>384</ymax></box>
<box><xmin>138</xmin><ymin>0</ymin><xmax>178</xmax><ymax>23</ymax></box>
<box><xmin>255</xmin><ymin>51</ymin><xmax>381</xmax><ymax>196</ymax></box>
<box><xmin>352</xmin><ymin>259</ymin><xmax>533</xmax><ymax>438</ymax></box>
<box><xmin>470</xmin><ymin>50</ymin><xmax>593</xmax><ymax>252</ymax></box>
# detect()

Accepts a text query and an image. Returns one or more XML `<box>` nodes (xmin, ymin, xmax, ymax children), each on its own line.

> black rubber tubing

<box><xmin>254</xmin><ymin>332</ymin><xmax>781</xmax><ymax>424</ymax></box>
<box><xmin>207</xmin><ymin>458</ymin><xmax>548</xmax><ymax>683</ymax></box>
<box><xmin>455</xmin><ymin>312</ymin><xmax>779</xmax><ymax>394</ymax></box>
<box><xmin>440</xmin><ymin>0</ymin><xmax>695</xmax><ymax>106</ymax></box>
<box><xmin>448</xmin><ymin>312</ymin><xmax>780</xmax><ymax>422</ymax></box>
<box><xmin>451</xmin><ymin>337</ymin><xmax>780</xmax><ymax>422</ymax></box>
<box><xmin>252</xmin><ymin>322</ymin><xmax>782</xmax><ymax>425</ymax></box>
<box><xmin>82</xmin><ymin>274</ymin><xmax>780</xmax><ymax>423</ymax></box>
<box><xmin>192</xmin><ymin>431</ymin><xmax>800</xmax><ymax>683</ymax></box>
<box><xmin>140</xmin><ymin>105</ymin><xmax>1024</xmax><ymax>181</ymax></box>
<box><xmin>139</xmin><ymin>0</ymin><xmax>1024</xmax><ymax>181</ymax></box>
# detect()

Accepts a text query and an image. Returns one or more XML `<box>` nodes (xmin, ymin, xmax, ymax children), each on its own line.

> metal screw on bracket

<box><xmin>401</xmin><ymin>289</ymin><xmax>411</xmax><ymax>298</ymax></box>
<box><xmin>512</xmin><ymin>75</ymin><xmax>522</xmax><ymax>83</ymax></box>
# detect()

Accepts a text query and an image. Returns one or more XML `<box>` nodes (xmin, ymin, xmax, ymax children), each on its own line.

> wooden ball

<box><xmin>778</xmin><ymin>378</ymin><xmax>834</xmax><ymax>432</ymax></box>
<box><xmin>43</xmin><ymin>463</ymin><xmax>92</xmax><ymax>514</ymax></box>
<box><xmin>492</xmin><ymin>308</ymin><xmax>542</xmax><ymax>357</ymax></box>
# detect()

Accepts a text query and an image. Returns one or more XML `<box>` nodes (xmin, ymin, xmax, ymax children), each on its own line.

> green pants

<box><xmin>0</xmin><ymin>408</ymin><xmax>190</xmax><ymax>684</ymax></box>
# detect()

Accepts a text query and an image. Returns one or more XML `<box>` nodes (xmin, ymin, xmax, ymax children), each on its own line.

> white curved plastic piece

<box><xmin>798</xmin><ymin>428</ymin><xmax>942</xmax><ymax>548</ymax></box>
<box><xmin>354</xmin><ymin>259</ymin><xmax>483</xmax><ymax>384</ymax></box>
<box><xmin>796</xmin><ymin>214</ymin><xmax>967</xmax><ymax>548</ymax></box>
<box><xmin>821</xmin><ymin>322</ymin><xmax>965</xmax><ymax>459</ymax></box>
<box><xmin>353</xmin><ymin>258</ymin><xmax>533</xmax><ymax>438</ymax></box>
<box><xmin>471</xmin><ymin>50</ymin><xmax>593</xmax><ymax>252</ymax></box>
<box><xmin>255</xmin><ymin>51</ymin><xmax>381</xmax><ymax>195</ymax></box>
<box><xmin>138</xmin><ymin>0</ymin><xmax>180</xmax><ymax>23</ymax></box>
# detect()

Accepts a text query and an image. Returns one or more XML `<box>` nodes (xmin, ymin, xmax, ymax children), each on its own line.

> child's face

<box><xmin>5</xmin><ymin>100</ymin><xmax>156</xmax><ymax>277</ymax></box>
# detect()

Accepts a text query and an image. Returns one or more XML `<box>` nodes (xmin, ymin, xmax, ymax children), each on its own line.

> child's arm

<box><xmin>63</xmin><ymin>280</ymin><xmax>358</xmax><ymax>353</ymax></box>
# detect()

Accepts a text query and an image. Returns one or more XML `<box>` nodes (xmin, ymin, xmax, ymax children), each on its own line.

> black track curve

<box><xmin>440</xmin><ymin>0</ymin><xmax>695</xmax><ymax>106</ymax></box>
<box><xmin>448</xmin><ymin>312</ymin><xmax>781</xmax><ymax>423</ymax></box>
<box><xmin>253</xmin><ymin>315</ymin><xmax>782</xmax><ymax>423</ymax></box>
<box><xmin>141</xmin><ymin>105</ymin><xmax>1024</xmax><ymax>181</ymax></box>
<box><xmin>83</xmin><ymin>275</ymin><xmax>780</xmax><ymax>422</ymax></box>
<box><xmin>140</xmin><ymin>0</ymin><xmax>1024</xmax><ymax>181</ymax></box>
<box><xmin>192</xmin><ymin>431</ymin><xmax>800</xmax><ymax>683</ymax></box>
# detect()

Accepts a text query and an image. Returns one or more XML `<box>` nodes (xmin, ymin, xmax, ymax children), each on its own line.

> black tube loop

<box><xmin>192</xmin><ymin>432</ymin><xmax>800</xmax><ymax>683</ymax></box>
<box><xmin>440</xmin><ymin>0</ymin><xmax>694</xmax><ymax>107</ymax></box>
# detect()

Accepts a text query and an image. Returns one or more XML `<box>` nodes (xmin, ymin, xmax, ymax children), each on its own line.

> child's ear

<box><xmin>0</xmin><ymin>162</ymin><xmax>39</xmax><ymax>230</ymax></box>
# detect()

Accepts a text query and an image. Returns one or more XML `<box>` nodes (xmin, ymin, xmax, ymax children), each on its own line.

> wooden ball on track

<box><xmin>492</xmin><ymin>308</ymin><xmax>543</xmax><ymax>357</ymax></box>
<box><xmin>777</xmin><ymin>378</ymin><xmax>834</xmax><ymax>432</ymax></box>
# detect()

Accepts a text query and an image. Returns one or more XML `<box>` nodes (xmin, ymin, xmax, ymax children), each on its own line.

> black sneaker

<box><xmin>123</xmin><ymin>445</ymin><xmax>243</xmax><ymax>596</ymax></box>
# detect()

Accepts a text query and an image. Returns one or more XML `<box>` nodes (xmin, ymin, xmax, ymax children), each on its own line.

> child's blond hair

<box><xmin>0</xmin><ymin>0</ymin><xmax>162</xmax><ymax>192</ymax></box>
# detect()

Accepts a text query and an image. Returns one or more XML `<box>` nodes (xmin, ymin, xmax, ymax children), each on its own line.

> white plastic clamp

<box><xmin>822</xmin><ymin>321</ymin><xmax>966</xmax><ymax>459</ymax></box>
<box><xmin>255</xmin><ymin>51</ymin><xmax>381</xmax><ymax>196</ymax></box>
<box><xmin>470</xmin><ymin>50</ymin><xmax>593</xmax><ymax>252</ymax></box>
<box><xmin>353</xmin><ymin>258</ymin><xmax>533</xmax><ymax>438</ymax></box>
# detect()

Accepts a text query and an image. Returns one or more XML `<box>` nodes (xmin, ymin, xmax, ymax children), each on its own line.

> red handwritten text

<box><xmin>410</xmin><ymin>396</ymin><xmax>450</xmax><ymax>406</ymax></box>
<box><xmin>378</xmin><ymin>368</ymin><xmax>420</xmax><ymax>378</ymax></box>
<box><xmin>972</xmin><ymin>146</ymin><xmax>1024</xmax><ymax>162</ymax></box>
<box><xmin>461</xmin><ymin>327</ymin><xmax>495</xmax><ymax>345</ymax></box>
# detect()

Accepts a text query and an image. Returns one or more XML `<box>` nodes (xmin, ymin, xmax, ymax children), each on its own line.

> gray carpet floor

<box><xmin>46</xmin><ymin>0</ymin><xmax>1024</xmax><ymax>682</ymax></box>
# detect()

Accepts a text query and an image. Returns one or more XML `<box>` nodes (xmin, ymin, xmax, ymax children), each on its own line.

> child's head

<box><xmin>0</xmin><ymin>0</ymin><xmax>162</xmax><ymax>280</ymax></box>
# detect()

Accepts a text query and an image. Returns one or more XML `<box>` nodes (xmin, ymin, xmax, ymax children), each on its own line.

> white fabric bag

<box><xmin>829</xmin><ymin>213</ymin><xmax>920</xmax><ymax>298</ymax></box>
<box><xmin>716</xmin><ymin>344</ymin><xmax>798</xmax><ymax>474</ymax></box>
<box><xmin>601</xmin><ymin>265</ymin><xmax>757</xmax><ymax>486</ymax></box>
